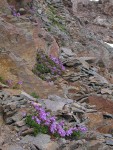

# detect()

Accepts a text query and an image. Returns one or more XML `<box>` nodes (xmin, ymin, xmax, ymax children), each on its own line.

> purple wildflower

<box><xmin>39</xmin><ymin>108</ymin><xmax>47</xmax><ymax>121</ymax></box>
<box><xmin>31</xmin><ymin>102</ymin><xmax>40</xmax><ymax>108</ymax></box>
<box><xmin>50</xmin><ymin>116</ymin><xmax>56</xmax><ymax>122</ymax></box>
<box><xmin>16</xmin><ymin>12</ymin><xmax>20</xmax><ymax>17</ymax></box>
<box><xmin>56</xmin><ymin>124</ymin><xmax>65</xmax><ymax>137</ymax></box>
<box><xmin>61</xmin><ymin>65</ymin><xmax>65</xmax><ymax>71</ymax></box>
<box><xmin>53</xmin><ymin>67</ymin><xmax>57</xmax><ymax>70</ymax></box>
<box><xmin>73</xmin><ymin>127</ymin><xmax>79</xmax><ymax>131</ymax></box>
<box><xmin>46</xmin><ymin>112</ymin><xmax>50</xmax><ymax>117</ymax></box>
<box><xmin>79</xmin><ymin>126</ymin><xmax>87</xmax><ymax>132</ymax></box>
<box><xmin>32</xmin><ymin>116</ymin><xmax>35</xmax><ymax>120</ymax></box>
<box><xmin>44</xmin><ymin>119</ymin><xmax>51</xmax><ymax>126</ymax></box>
<box><xmin>18</xmin><ymin>81</ymin><xmax>23</xmax><ymax>85</ymax></box>
<box><xmin>59</xmin><ymin>121</ymin><xmax>65</xmax><ymax>127</ymax></box>
<box><xmin>66</xmin><ymin>128</ymin><xmax>73</xmax><ymax>136</ymax></box>
<box><xmin>57</xmin><ymin>127</ymin><xmax>66</xmax><ymax>137</ymax></box>
<box><xmin>22</xmin><ymin>112</ymin><xmax>26</xmax><ymax>117</ymax></box>
<box><xmin>35</xmin><ymin>117</ymin><xmax>41</xmax><ymax>124</ymax></box>
<box><xmin>50</xmin><ymin>122</ymin><xmax>57</xmax><ymax>133</ymax></box>
<box><xmin>31</xmin><ymin>101</ymin><xmax>87</xmax><ymax>138</ymax></box>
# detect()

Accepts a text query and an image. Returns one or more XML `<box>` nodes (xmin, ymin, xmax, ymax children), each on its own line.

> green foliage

<box><xmin>0</xmin><ymin>76</ymin><xmax>5</xmax><ymax>84</ymax></box>
<box><xmin>71</xmin><ymin>131</ymin><xmax>81</xmax><ymax>139</ymax></box>
<box><xmin>33</xmin><ymin>52</ymin><xmax>64</xmax><ymax>81</ymax></box>
<box><xmin>31</xmin><ymin>92</ymin><xmax>39</xmax><ymax>99</ymax></box>
<box><xmin>25</xmin><ymin>115</ymin><xmax>49</xmax><ymax>136</ymax></box>
<box><xmin>47</xmin><ymin>5</ymin><xmax>67</xmax><ymax>33</ymax></box>
<box><xmin>33</xmin><ymin>53</ymin><xmax>53</xmax><ymax>80</ymax></box>
<box><xmin>36</xmin><ymin>63</ymin><xmax>51</xmax><ymax>74</ymax></box>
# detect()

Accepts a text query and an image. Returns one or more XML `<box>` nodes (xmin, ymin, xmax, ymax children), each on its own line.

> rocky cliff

<box><xmin>0</xmin><ymin>0</ymin><xmax>113</xmax><ymax>149</ymax></box>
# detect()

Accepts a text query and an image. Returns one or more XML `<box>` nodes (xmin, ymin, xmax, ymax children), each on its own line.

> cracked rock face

<box><xmin>1</xmin><ymin>0</ymin><xmax>113</xmax><ymax>149</ymax></box>
<box><xmin>0</xmin><ymin>90</ymin><xmax>113</xmax><ymax>149</ymax></box>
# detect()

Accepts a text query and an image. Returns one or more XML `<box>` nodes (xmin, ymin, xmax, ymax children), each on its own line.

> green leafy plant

<box><xmin>25</xmin><ymin>115</ymin><xmax>49</xmax><ymax>136</ymax></box>
<box><xmin>33</xmin><ymin>52</ymin><xmax>65</xmax><ymax>81</ymax></box>
<box><xmin>47</xmin><ymin>5</ymin><xmax>67</xmax><ymax>33</ymax></box>
<box><xmin>25</xmin><ymin>102</ymin><xmax>87</xmax><ymax>138</ymax></box>
<box><xmin>31</xmin><ymin>92</ymin><xmax>39</xmax><ymax>99</ymax></box>
<box><xmin>0</xmin><ymin>76</ymin><xmax>5</xmax><ymax>84</ymax></box>
<box><xmin>36</xmin><ymin>63</ymin><xmax>51</xmax><ymax>74</ymax></box>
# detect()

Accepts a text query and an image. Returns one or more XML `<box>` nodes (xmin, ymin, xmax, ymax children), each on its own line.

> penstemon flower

<box><xmin>50</xmin><ymin>122</ymin><xmax>57</xmax><ymax>133</ymax></box>
<box><xmin>66</xmin><ymin>128</ymin><xmax>73</xmax><ymax>136</ymax></box>
<box><xmin>18</xmin><ymin>81</ymin><xmax>23</xmax><ymax>85</ymax></box>
<box><xmin>35</xmin><ymin>117</ymin><xmax>41</xmax><ymax>124</ymax></box>
<box><xmin>31</xmin><ymin>102</ymin><xmax>87</xmax><ymax>138</ymax></box>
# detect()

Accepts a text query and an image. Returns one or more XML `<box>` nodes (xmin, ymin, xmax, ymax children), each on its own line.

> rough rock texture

<box><xmin>1</xmin><ymin>0</ymin><xmax>113</xmax><ymax>149</ymax></box>
<box><xmin>0</xmin><ymin>91</ymin><xmax>113</xmax><ymax>150</ymax></box>
<box><xmin>0</xmin><ymin>0</ymin><xmax>11</xmax><ymax>14</ymax></box>
<box><xmin>72</xmin><ymin>0</ymin><xmax>89</xmax><ymax>13</ymax></box>
<box><xmin>0</xmin><ymin>3</ymin><xmax>62</xmax><ymax>98</ymax></box>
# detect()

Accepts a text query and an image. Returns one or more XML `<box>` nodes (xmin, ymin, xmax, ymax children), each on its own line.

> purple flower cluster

<box><xmin>31</xmin><ymin>102</ymin><xmax>87</xmax><ymax>137</ymax></box>
<box><xmin>9</xmin><ymin>5</ymin><xmax>20</xmax><ymax>17</ymax></box>
<box><xmin>6</xmin><ymin>80</ymin><xmax>23</xmax><ymax>88</ymax></box>
<box><xmin>50</xmin><ymin>55</ymin><xmax>65</xmax><ymax>71</ymax></box>
<box><xmin>34</xmin><ymin>52</ymin><xmax>66</xmax><ymax>81</ymax></box>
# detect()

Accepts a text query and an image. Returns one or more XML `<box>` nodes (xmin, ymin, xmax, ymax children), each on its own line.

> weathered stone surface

<box><xmin>44</xmin><ymin>99</ymin><xmax>65</xmax><ymax>112</ymax></box>
<box><xmin>0</xmin><ymin>0</ymin><xmax>11</xmax><ymax>14</ymax></box>
<box><xmin>88</xmin><ymin>96</ymin><xmax>113</xmax><ymax>114</ymax></box>
<box><xmin>4</xmin><ymin>145</ymin><xmax>23</xmax><ymax>150</ymax></box>
<box><xmin>0</xmin><ymin>14</ymin><xmax>62</xmax><ymax>98</ymax></box>
<box><xmin>1</xmin><ymin>0</ymin><xmax>113</xmax><ymax>150</ymax></box>
<box><xmin>20</xmin><ymin>134</ymin><xmax>52</xmax><ymax>150</ymax></box>
<box><xmin>106</xmin><ymin>139</ymin><xmax>113</xmax><ymax>146</ymax></box>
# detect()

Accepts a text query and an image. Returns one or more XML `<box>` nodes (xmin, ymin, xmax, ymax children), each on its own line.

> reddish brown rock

<box><xmin>86</xmin><ymin>112</ymin><xmax>113</xmax><ymax>134</ymax></box>
<box><xmin>85</xmin><ymin>112</ymin><xmax>104</xmax><ymax>130</ymax></box>
<box><xmin>88</xmin><ymin>96</ymin><xmax>113</xmax><ymax>114</ymax></box>
<box><xmin>0</xmin><ymin>15</ymin><xmax>61</xmax><ymax>98</ymax></box>
<box><xmin>33</xmin><ymin>26</ymin><xmax>59</xmax><ymax>58</ymax></box>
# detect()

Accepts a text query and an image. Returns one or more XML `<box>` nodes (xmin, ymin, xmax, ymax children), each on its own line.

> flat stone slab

<box><xmin>4</xmin><ymin>145</ymin><xmax>23</xmax><ymax>150</ymax></box>
<box><xmin>20</xmin><ymin>134</ymin><xmax>51</xmax><ymax>150</ymax></box>
<box><xmin>106</xmin><ymin>139</ymin><xmax>113</xmax><ymax>146</ymax></box>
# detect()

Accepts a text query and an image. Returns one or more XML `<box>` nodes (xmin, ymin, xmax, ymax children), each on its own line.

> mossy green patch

<box><xmin>31</xmin><ymin>92</ymin><xmax>39</xmax><ymax>99</ymax></box>
<box><xmin>26</xmin><ymin>115</ymin><xmax>49</xmax><ymax>136</ymax></box>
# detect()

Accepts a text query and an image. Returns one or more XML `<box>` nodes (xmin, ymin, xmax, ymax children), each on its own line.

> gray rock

<box><xmin>5</xmin><ymin>145</ymin><xmax>23</xmax><ymax>150</ymax></box>
<box><xmin>106</xmin><ymin>139</ymin><xmax>113</xmax><ymax>146</ymax></box>
<box><xmin>44</xmin><ymin>99</ymin><xmax>65</xmax><ymax>112</ymax></box>
<box><xmin>45</xmin><ymin>95</ymin><xmax>73</xmax><ymax>111</ymax></box>
<box><xmin>93</xmin><ymin>16</ymin><xmax>112</xmax><ymax>28</ymax></box>
<box><xmin>11</xmin><ymin>95</ymin><xmax>24</xmax><ymax>101</ymax></box>
<box><xmin>48</xmin><ymin>95</ymin><xmax>73</xmax><ymax>103</ymax></box>
<box><xmin>59</xmin><ymin>47</ymin><xmax>77</xmax><ymax>66</ymax></box>
<box><xmin>77</xmin><ymin>58</ymin><xmax>89</xmax><ymax>69</ymax></box>
<box><xmin>16</xmin><ymin>120</ymin><xmax>25</xmax><ymax>127</ymax></box>
<box><xmin>60</xmin><ymin>47</ymin><xmax>76</xmax><ymax>57</ymax></box>
<box><xmin>5</xmin><ymin>117</ymin><xmax>14</xmax><ymax>124</ymax></box>
<box><xmin>103</xmin><ymin>134</ymin><xmax>113</xmax><ymax>138</ymax></box>
<box><xmin>21</xmin><ymin>91</ymin><xmax>36</xmax><ymax>101</ymax></box>
<box><xmin>58</xmin><ymin>138</ymin><xmax>67</xmax><ymax>145</ymax></box>
<box><xmin>11</xmin><ymin>113</ymin><xmax>23</xmax><ymax>122</ymax></box>
<box><xmin>20</xmin><ymin>134</ymin><xmax>51</xmax><ymax>150</ymax></box>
